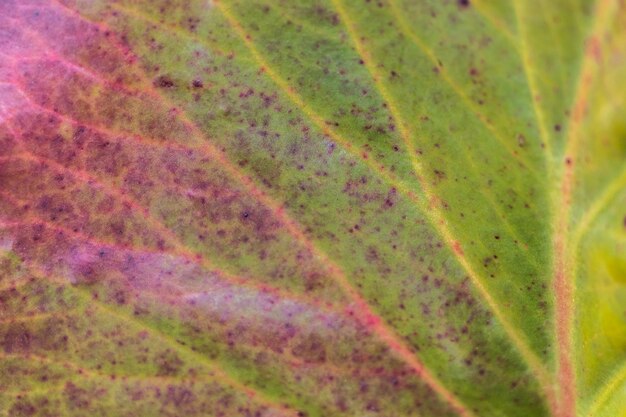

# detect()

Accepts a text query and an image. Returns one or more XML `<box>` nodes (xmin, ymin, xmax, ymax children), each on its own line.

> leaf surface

<box><xmin>0</xmin><ymin>0</ymin><xmax>625</xmax><ymax>416</ymax></box>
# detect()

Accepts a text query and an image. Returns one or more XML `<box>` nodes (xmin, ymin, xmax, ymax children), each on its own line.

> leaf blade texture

<box><xmin>0</xmin><ymin>0</ymin><xmax>625</xmax><ymax>416</ymax></box>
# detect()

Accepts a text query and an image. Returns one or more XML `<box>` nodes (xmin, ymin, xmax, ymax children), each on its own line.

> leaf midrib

<box><xmin>549</xmin><ymin>1</ymin><xmax>615</xmax><ymax>416</ymax></box>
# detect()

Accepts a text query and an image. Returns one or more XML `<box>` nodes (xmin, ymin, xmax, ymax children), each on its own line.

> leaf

<box><xmin>0</xmin><ymin>0</ymin><xmax>625</xmax><ymax>416</ymax></box>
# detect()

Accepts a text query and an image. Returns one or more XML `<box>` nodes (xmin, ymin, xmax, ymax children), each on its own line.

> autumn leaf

<box><xmin>1</xmin><ymin>0</ymin><xmax>625</xmax><ymax>416</ymax></box>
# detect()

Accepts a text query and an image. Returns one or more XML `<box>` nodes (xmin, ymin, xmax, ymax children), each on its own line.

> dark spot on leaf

<box><xmin>3</xmin><ymin>323</ymin><xmax>31</xmax><ymax>353</ymax></box>
<box><xmin>165</xmin><ymin>386</ymin><xmax>193</xmax><ymax>406</ymax></box>
<box><xmin>291</xmin><ymin>333</ymin><xmax>327</xmax><ymax>363</ymax></box>
<box><xmin>64</xmin><ymin>382</ymin><xmax>92</xmax><ymax>408</ymax></box>
<box><xmin>458</xmin><ymin>0</ymin><xmax>470</xmax><ymax>7</ymax></box>
<box><xmin>155</xmin><ymin>350</ymin><xmax>184</xmax><ymax>376</ymax></box>
<box><xmin>9</xmin><ymin>399</ymin><xmax>37</xmax><ymax>416</ymax></box>
<box><xmin>154</xmin><ymin>75</ymin><xmax>175</xmax><ymax>88</ymax></box>
<box><xmin>113</xmin><ymin>290</ymin><xmax>126</xmax><ymax>305</ymax></box>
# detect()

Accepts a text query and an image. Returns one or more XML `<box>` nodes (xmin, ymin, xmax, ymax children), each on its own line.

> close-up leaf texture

<box><xmin>0</xmin><ymin>0</ymin><xmax>625</xmax><ymax>416</ymax></box>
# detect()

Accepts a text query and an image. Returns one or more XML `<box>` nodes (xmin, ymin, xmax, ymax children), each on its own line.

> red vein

<box><xmin>0</xmin><ymin>187</ymin><xmax>182</xmax><ymax>255</ymax></box>
<box><xmin>552</xmin><ymin>1</ymin><xmax>614</xmax><ymax>416</ymax></box>
<box><xmin>3</xmin><ymin>92</ymin><xmax>194</xmax><ymax>155</ymax></box>
<box><xmin>8</xmin><ymin>17</ymin><xmax>175</xmax><ymax>104</ymax></box>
